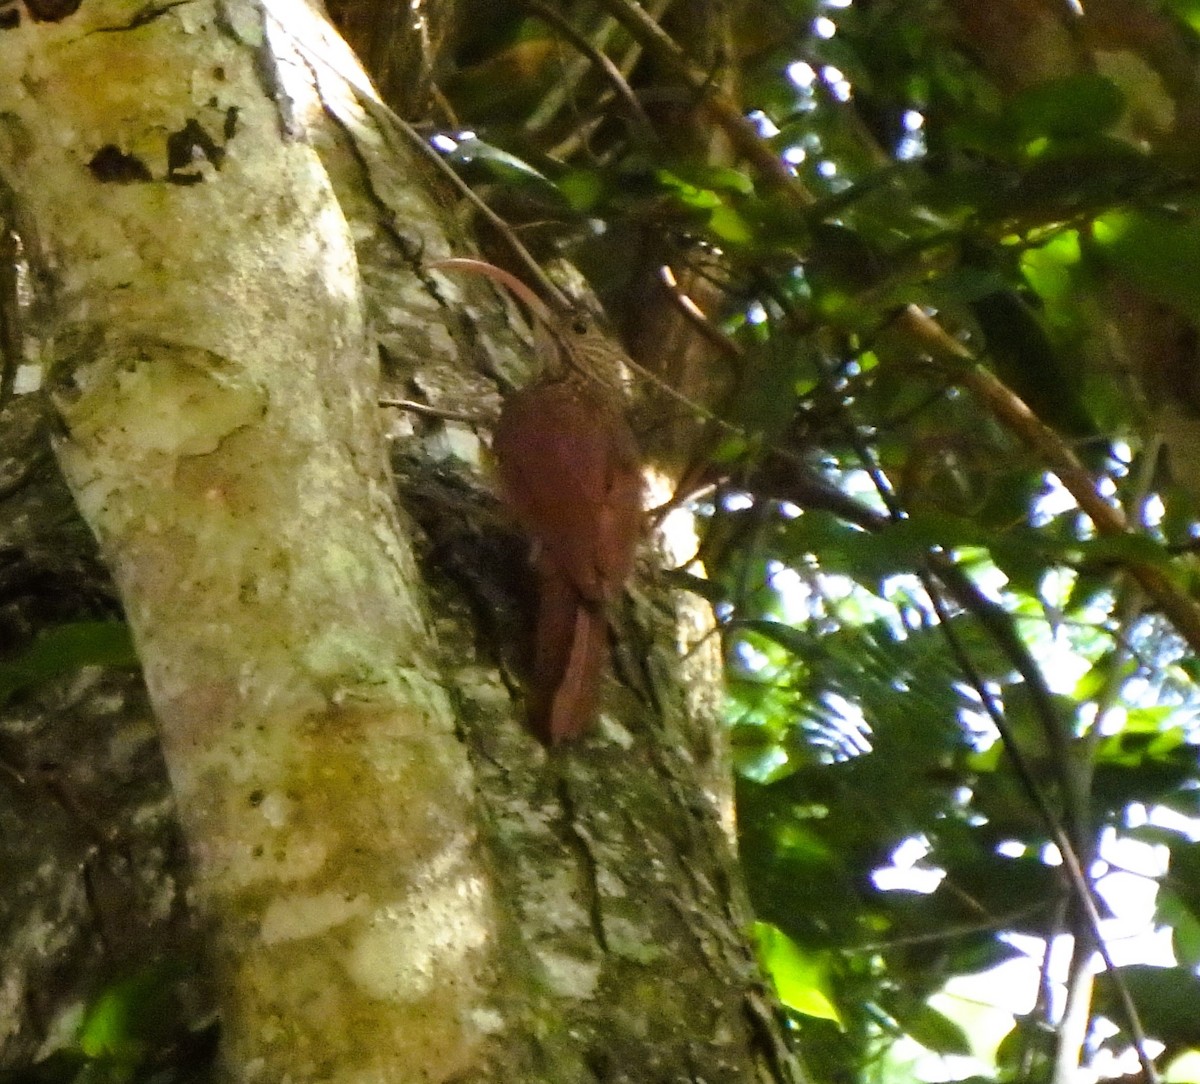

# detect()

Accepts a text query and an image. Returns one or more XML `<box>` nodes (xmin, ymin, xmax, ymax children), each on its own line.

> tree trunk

<box><xmin>0</xmin><ymin>2</ymin><xmax>801</xmax><ymax>1081</ymax></box>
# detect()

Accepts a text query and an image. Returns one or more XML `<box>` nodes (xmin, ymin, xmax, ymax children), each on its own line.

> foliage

<box><xmin>0</xmin><ymin>622</ymin><xmax>137</xmax><ymax>707</ymax></box>
<box><xmin>10</xmin><ymin>1</ymin><xmax>1200</xmax><ymax>1081</ymax></box>
<box><xmin>0</xmin><ymin>962</ymin><xmax>216</xmax><ymax>1084</ymax></box>
<box><xmin>438</xmin><ymin>2</ymin><xmax>1200</xmax><ymax>1082</ymax></box>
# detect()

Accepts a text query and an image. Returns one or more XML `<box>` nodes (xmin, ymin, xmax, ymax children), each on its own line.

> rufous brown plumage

<box><xmin>434</xmin><ymin>258</ymin><xmax>643</xmax><ymax>743</ymax></box>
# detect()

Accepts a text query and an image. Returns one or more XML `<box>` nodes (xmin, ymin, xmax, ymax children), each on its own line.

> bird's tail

<box><xmin>530</xmin><ymin>562</ymin><xmax>608</xmax><ymax>744</ymax></box>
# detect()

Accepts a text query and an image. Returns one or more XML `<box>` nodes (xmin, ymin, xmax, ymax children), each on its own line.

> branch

<box><xmin>898</xmin><ymin>304</ymin><xmax>1200</xmax><ymax>659</ymax></box>
<box><xmin>278</xmin><ymin>13</ymin><xmax>575</xmax><ymax>313</ymax></box>
<box><xmin>519</xmin><ymin>0</ymin><xmax>654</xmax><ymax>137</ymax></box>
<box><xmin>592</xmin><ymin>0</ymin><xmax>808</xmax><ymax>201</ymax></box>
<box><xmin>0</xmin><ymin>186</ymin><xmax>21</xmax><ymax>407</ymax></box>
<box><xmin>600</xmin><ymin>0</ymin><xmax>1200</xmax><ymax>678</ymax></box>
<box><xmin>751</xmin><ymin>450</ymin><xmax>1156</xmax><ymax>1084</ymax></box>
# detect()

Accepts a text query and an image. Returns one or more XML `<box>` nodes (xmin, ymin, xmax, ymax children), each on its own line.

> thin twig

<box><xmin>378</xmin><ymin>398</ymin><xmax>482</xmax><ymax>424</ymax></box>
<box><xmin>0</xmin><ymin>189</ymin><xmax>21</xmax><ymax>407</ymax></box>
<box><xmin>928</xmin><ymin>586</ymin><xmax>1157</xmax><ymax>1084</ymax></box>
<box><xmin>592</xmin><ymin>0</ymin><xmax>807</xmax><ymax>201</ymax></box>
<box><xmin>657</xmin><ymin>263</ymin><xmax>743</xmax><ymax>359</ymax></box>
<box><xmin>853</xmin><ymin>902</ymin><xmax>1047</xmax><ymax>952</ymax></box>
<box><xmin>275</xmin><ymin>12</ymin><xmax>573</xmax><ymax>312</ymax></box>
<box><xmin>597</xmin><ymin>0</ymin><xmax>1200</xmax><ymax>682</ymax></box>
<box><xmin>899</xmin><ymin>304</ymin><xmax>1200</xmax><ymax>660</ymax></box>
<box><xmin>756</xmin><ymin>451</ymin><xmax>1152</xmax><ymax>1079</ymax></box>
<box><xmin>519</xmin><ymin>0</ymin><xmax>654</xmax><ymax>136</ymax></box>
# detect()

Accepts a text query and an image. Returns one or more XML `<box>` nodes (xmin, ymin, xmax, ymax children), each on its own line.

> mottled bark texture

<box><xmin>0</xmin><ymin>395</ymin><xmax>208</xmax><ymax>1064</ymax></box>
<box><xmin>324</xmin><ymin>0</ymin><xmax>453</xmax><ymax>115</ymax></box>
<box><xmin>0</xmin><ymin>1</ymin><xmax>801</xmax><ymax>1082</ymax></box>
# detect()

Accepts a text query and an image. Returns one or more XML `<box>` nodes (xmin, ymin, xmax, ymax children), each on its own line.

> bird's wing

<box><xmin>493</xmin><ymin>382</ymin><xmax>639</xmax><ymax>601</ymax></box>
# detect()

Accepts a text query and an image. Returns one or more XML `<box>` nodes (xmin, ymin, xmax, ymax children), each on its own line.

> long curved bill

<box><xmin>428</xmin><ymin>257</ymin><xmax>558</xmax><ymax>330</ymax></box>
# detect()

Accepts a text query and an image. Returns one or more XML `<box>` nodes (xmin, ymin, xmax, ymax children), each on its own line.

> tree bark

<box><xmin>0</xmin><ymin>2</ymin><xmax>801</xmax><ymax>1081</ymax></box>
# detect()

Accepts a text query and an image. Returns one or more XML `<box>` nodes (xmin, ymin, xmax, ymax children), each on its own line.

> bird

<box><xmin>432</xmin><ymin>258</ymin><xmax>643</xmax><ymax>744</ymax></box>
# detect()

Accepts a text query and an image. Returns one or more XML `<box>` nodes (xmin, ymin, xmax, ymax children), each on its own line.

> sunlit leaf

<box><xmin>1095</xmin><ymin>208</ymin><xmax>1200</xmax><ymax>323</ymax></box>
<box><xmin>753</xmin><ymin>922</ymin><xmax>843</xmax><ymax>1025</ymax></box>
<box><xmin>445</xmin><ymin>135</ymin><xmax>554</xmax><ymax>189</ymax></box>
<box><xmin>77</xmin><ymin>960</ymin><xmax>194</xmax><ymax>1068</ymax></box>
<box><xmin>1164</xmin><ymin>0</ymin><xmax>1200</xmax><ymax>32</ymax></box>
<box><xmin>709</xmin><ymin>204</ymin><xmax>754</xmax><ymax>244</ymax></box>
<box><xmin>654</xmin><ymin>169</ymin><xmax>722</xmax><ymax>209</ymax></box>
<box><xmin>1020</xmin><ymin>230</ymin><xmax>1082</xmax><ymax>304</ymax></box>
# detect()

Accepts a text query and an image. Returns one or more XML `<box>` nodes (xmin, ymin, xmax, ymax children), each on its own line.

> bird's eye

<box><xmin>570</xmin><ymin>317</ymin><xmax>589</xmax><ymax>335</ymax></box>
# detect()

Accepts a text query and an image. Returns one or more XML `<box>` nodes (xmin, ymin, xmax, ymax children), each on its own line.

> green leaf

<box><xmin>708</xmin><ymin>204</ymin><xmax>753</xmax><ymax>244</ymax></box>
<box><xmin>972</xmin><ymin>289</ymin><xmax>1095</xmax><ymax>438</ymax></box>
<box><xmin>1077</xmin><ymin>531</ymin><xmax>1173</xmax><ymax>568</ymax></box>
<box><xmin>734</xmin><ymin>619</ymin><xmax>812</xmax><ymax>658</ymax></box>
<box><xmin>694</xmin><ymin>165</ymin><xmax>755</xmax><ymax>195</ymax></box>
<box><xmin>446</xmin><ymin>135</ymin><xmax>556</xmax><ymax>191</ymax></box>
<box><xmin>0</xmin><ymin>622</ymin><xmax>138</xmax><ymax>706</ymax></box>
<box><xmin>1158</xmin><ymin>888</ymin><xmax>1200</xmax><ymax>969</ymax></box>
<box><xmin>1164</xmin><ymin>0</ymin><xmax>1200</xmax><ymax>32</ymax></box>
<box><xmin>662</xmin><ymin>569</ymin><xmax>727</xmax><ymax>605</ymax></box>
<box><xmin>995</xmin><ymin>1015</ymin><xmax>1056</xmax><ymax>1074</ymax></box>
<box><xmin>1094</xmin><ymin>965</ymin><xmax>1200</xmax><ymax>1051</ymax></box>
<box><xmin>1072</xmin><ymin>652</ymin><xmax>1137</xmax><ymax>702</ymax></box>
<box><xmin>80</xmin><ymin>991</ymin><xmax>148</xmax><ymax>1064</ymax></box>
<box><xmin>1063</xmin><ymin>566</ymin><xmax>1114</xmax><ymax>616</ymax></box>
<box><xmin>942</xmin><ymin>936</ymin><xmax>1026</xmax><ymax>976</ymax></box>
<box><xmin>720</xmin><ymin>335</ymin><xmax>817</xmax><ymax>447</ymax></box>
<box><xmin>1095</xmin><ymin>208</ymin><xmax>1200</xmax><ymax>324</ymax></box>
<box><xmin>77</xmin><ymin>960</ymin><xmax>193</xmax><ymax>1066</ymax></box>
<box><xmin>654</xmin><ymin>169</ymin><xmax>721</xmax><ymax>209</ymax></box>
<box><xmin>1164</xmin><ymin>842</ymin><xmax>1200</xmax><ymax>930</ymax></box>
<box><xmin>808</xmin><ymin>222</ymin><xmax>885</xmax><ymax>295</ymax></box>
<box><xmin>881</xmin><ymin>993</ymin><xmax>972</xmax><ymax>1056</ymax></box>
<box><xmin>926</xmin><ymin>266</ymin><xmax>1013</xmax><ymax>306</ymax></box>
<box><xmin>1020</xmin><ymin>230</ymin><xmax>1082</xmax><ymax>305</ymax></box>
<box><xmin>1014</xmin><ymin>138</ymin><xmax>1158</xmax><ymax>215</ymax></box>
<box><xmin>752</xmin><ymin>921</ymin><xmax>843</xmax><ymax>1025</ymax></box>
<box><xmin>1009</xmin><ymin>74</ymin><xmax>1125</xmax><ymax>140</ymax></box>
<box><xmin>556</xmin><ymin>168</ymin><xmax>604</xmax><ymax>212</ymax></box>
